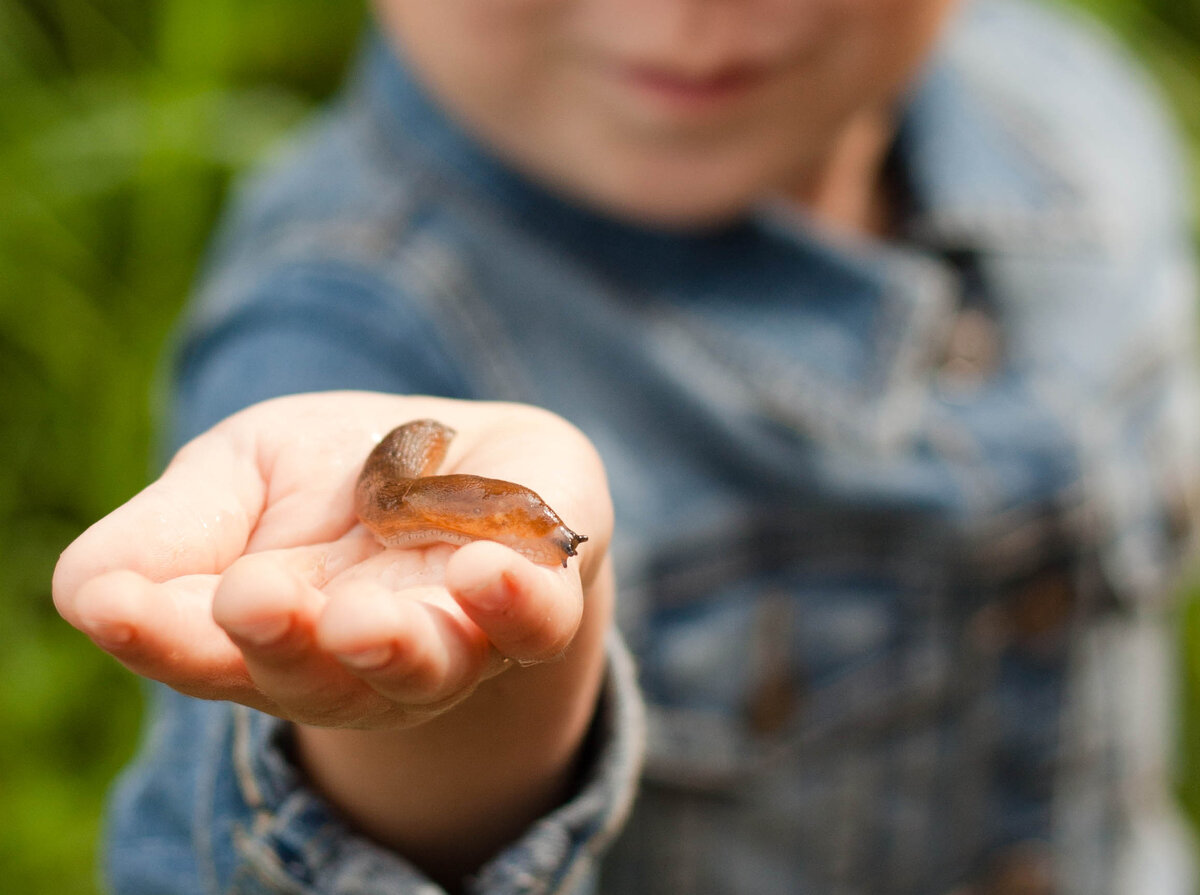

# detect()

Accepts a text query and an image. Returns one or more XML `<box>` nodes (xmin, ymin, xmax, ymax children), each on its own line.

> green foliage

<box><xmin>0</xmin><ymin>2</ymin><xmax>363</xmax><ymax>890</ymax></box>
<box><xmin>0</xmin><ymin>1</ymin><xmax>1198</xmax><ymax>893</ymax></box>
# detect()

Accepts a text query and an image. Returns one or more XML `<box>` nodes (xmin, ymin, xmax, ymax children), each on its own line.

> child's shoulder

<box><xmin>181</xmin><ymin>93</ymin><xmax>456</xmax><ymax>368</ymax></box>
<box><xmin>951</xmin><ymin>0</ymin><xmax>1173</xmax><ymax>134</ymax></box>
<box><xmin>210</xmin><ymin>101</ymin><xmax>425</xmax><ymax>267</ymax></box>
<box><xmin>949</xmin><ymin>0</ymin><xmax>1189</xmax><ymax>235</ymax></box>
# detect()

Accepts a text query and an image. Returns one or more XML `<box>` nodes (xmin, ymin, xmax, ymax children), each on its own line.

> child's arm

<box><xmin>53</xmin><ymin>390</ymin><xmax>615</xmax><ymax>890</ymax></box>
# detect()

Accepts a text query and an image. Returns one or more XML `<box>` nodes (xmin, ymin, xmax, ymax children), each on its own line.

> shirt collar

<box><xmin>895</xmin><ymin>15</ymin><xmax>1100</xmax><ymax>253</ymax></box>
<box><xmin>347</xmin><ymin>30</ymin><xmax>967</xmax><ymax>449</ymax></box>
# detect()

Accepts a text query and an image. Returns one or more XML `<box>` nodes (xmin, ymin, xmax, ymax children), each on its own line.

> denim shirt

<box><xmin>105</xmin><ymin>1</ymin><xmax>1200</xmax><ymax>893</ymax></box>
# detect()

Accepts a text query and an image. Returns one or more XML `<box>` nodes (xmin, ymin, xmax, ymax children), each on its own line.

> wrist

<box><xmin>292</xmin><ymin>566</ymin><xmax>611</xmax><ymax>881</ymax></box>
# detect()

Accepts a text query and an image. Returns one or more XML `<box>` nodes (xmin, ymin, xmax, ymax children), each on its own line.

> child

<box><xmin>53</xmin><ymin>0</ymin><xmax>1200</xmax><ymax>892</ymax></box>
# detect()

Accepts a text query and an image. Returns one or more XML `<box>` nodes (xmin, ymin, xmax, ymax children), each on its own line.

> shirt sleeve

<box><xmin>105</xmin><ymin>635</ymin><xmax>643</xmax><ymax>895</ymax></box>
<box><xmin>168</xmin><ymin>260</ymin><xmax>476</xmax><ymax>443</ymax></box>
<box><xmin>1075</xmin><ymin>174</ymin><xmax>1200</xmax><ymax>610</ymax></box>
<box><xmin>103</xmin><ymin>263</ymin><xmax>646</xmax><ymax>895</ymax></box>
<box><xmin>223</xmin><ymin>633</ymin><xmax>642</xmax><ymax>895</ymax></box>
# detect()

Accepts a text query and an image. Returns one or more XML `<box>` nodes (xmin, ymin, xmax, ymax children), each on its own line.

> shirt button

<box><xmin>938</xmin><ymin>307</ymin><xmax>1003</xmax><ymax>392</ymax></box>
<box><xmin>976</xmin><ymin>840</ymin><xmax>1055</xmax><ymax>895</ymax></box>
<box><xmin>1005</xmin><ymin>566</ymin><xmax>1076</xmax><ymax>643</ymax></box>
<box><xmin>745</xmin><ymin>592</ymin><xmax>803</xmax><ymax>736</ymax></box>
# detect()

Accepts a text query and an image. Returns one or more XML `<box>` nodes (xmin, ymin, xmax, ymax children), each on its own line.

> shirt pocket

<box><xmin>626</xmin><ymin>505</ymin><xmax>968</xmax><ymax>792</ymax></box>
<box><xmin>616</xmin><ymin>498</ymin><xmax>1105</xmax><ymax>893</ymax></box>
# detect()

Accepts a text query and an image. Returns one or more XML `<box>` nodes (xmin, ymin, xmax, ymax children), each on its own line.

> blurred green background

<box><xmin>1</xmin><ymin>0</ymin><xmax>1199</xmax><ymax>891</ymax></box>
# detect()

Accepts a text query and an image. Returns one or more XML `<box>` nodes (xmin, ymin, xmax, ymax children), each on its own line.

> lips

<box><xmin>616</xmin><ymin>60</ymin><xmax>773</xmax><ymax>115</ymax></box>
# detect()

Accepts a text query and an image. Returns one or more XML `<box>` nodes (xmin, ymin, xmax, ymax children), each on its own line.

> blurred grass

<box><xmin>0</xmin><ymin>2</ymin><xmax>363</xmax><ymax>890</ymax></box>
<box><xmin>0</xmin><ymin>1</ymin><xmax>1198</xmax><ymax>892</ymax></box>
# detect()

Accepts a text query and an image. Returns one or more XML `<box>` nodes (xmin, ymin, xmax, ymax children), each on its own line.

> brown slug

<box><xmin>355</xmin><ymin>419</ymin><xmax>587</xmax><ymax>567</ymax></box>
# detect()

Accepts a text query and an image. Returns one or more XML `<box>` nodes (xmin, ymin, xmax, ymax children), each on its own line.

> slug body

<box><xmin>355</xmin><ymin>419</ymin><xmax>587</xmax><ymax>567</ymax></box>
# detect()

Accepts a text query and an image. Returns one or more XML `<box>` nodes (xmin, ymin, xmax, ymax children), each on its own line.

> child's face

<box><xmin>376</xmin><ymin>0</ymin><xmax>957</xmax><ymax>227</ymax></box>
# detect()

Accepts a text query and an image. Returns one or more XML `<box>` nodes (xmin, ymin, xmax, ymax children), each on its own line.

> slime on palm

<box><xmin>355</xmin><ymin>419</ymin><xmax>587</xmax><ymax>567</ymax></box>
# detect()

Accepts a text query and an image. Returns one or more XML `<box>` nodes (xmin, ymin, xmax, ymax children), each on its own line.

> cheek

<box><xmin>379</xmin><ymin>0</ymin><xmax>567</xmax><ymax>82</ymax></box>
<box><xmin>836</xmin><ymin>0</ymin><xmax>957</xmax><ymax>96</ymax></box>
<box><xmin>866</xmin><ymin>0</ymin><xmax>958</xmax><ymax>53</ymax></box>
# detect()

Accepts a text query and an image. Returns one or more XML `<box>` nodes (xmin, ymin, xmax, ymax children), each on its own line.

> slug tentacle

<box><xmin>355</xmin><ymin>419</ymin><xmax>587</xmax><ymax>567</ymax></box>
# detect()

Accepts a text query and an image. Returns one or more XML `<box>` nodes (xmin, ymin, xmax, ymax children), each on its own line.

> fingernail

<box><xmin>336</xmin><ymin>645</ymin><xmax>393</xmax><ymax>670</ymax></box>
<box><xmin>226</xmin><ymin>616</ymin><xmax>291</xmax><ymax>646</ymax></box>
<box><xmin>85</xmin><ymin>619</ymin><xmax>134</xmax><ymax>649</ymax></box>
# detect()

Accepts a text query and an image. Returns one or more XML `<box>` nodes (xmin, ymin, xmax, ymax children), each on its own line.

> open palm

<box><xmin>53</xmin><ymin>391</ymin><xmax>613</xmax><ymax>730</ymax></box>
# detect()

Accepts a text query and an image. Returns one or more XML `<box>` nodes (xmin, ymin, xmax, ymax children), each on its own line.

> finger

<box><xmin>452</xmin><ymin>410</ymin><xmax>613</xmax><ymax>584</ymax></box>
<box><xmin>53</xmin><ymin>431</ymin><xmax>264</xmax><ymax>602</ymax></box>
<box><xmin>445</xmin><ymin>540</ymin><xmax>583</xmax><ymax>664</ymax></box>
<box><xmin>316</xmin><ymin>581</ymin><xmax>495</xmax><ymax>711</ymax></box>
<box><xmin>64</xmin><ymin>569</ymin><xmax>269</xmax><ymax>706</ymax></box>
<box><xmin>211</xmin><ymin>547</ymin><xmax>393</xmax><ymax>726</ymax></box>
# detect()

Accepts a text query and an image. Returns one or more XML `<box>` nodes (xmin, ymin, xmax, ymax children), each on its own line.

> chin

<box><xmin>577</xmin><ymin>169</ymin><xmax>772</xmax><ymax>232</ymax></box>
<box><xmin>616</xmin><ymin>201</ymin><xmax>751</xmax><ymax>231</ymax></box>
<box><xmin>546</xmin><ymin>135</ymin><xmax>808</xmax><ymax>231</ymax></box>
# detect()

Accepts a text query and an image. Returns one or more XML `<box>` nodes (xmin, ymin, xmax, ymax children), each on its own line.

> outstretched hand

<box><xmin>53</xmin><ymin>392</ymin><xmax>613</xmax><ymax>730</ymax></box>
